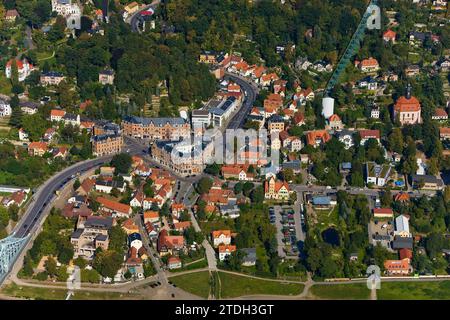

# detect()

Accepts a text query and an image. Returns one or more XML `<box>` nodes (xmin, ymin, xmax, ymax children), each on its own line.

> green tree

<box><xmin>44</xmin><ymin>256</ymin><xmax>57</xmax><ymax>277</ymax></box>
<box><xmin>197</xmin><ymin>177</ymin><xmax>213</xmax><ymax>194</ymax></box>
<box><xmin>110</xmin><ymin>153</ymin><xmax>132</xmax><ymax>174</ymax></box>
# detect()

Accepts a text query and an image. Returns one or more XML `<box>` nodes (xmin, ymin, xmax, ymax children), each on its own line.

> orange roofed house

<box><xmin>356</xmin><ymin>57</ymin><xmax>380</xmax><ymax>73</ymax></box>
<box><xmin>212</xmin><ymin>230</ymin><xmax>232</xmax><ymax>247</ymax></box>
<box><xmin>50</xmin><ymin>109</ymin><xmax>66</xmax><ymax>122</ymax></box>
<box><xmin>96</xmin><ymin>197</ymin><xmax>132</xmax><ymax>218</ymax></box>
<box><xmin>384</xmin><ymin>258</ymin><xmax>412</xmax><ymax>276</ymax></box>
<box><xmin>306</xmin><ymin>130</ymin><xmax>331</xmax><ymax>148</ymax></box>
<box><xmin>393</xmin><ymin>85</ymin><xmax>422</xmax><ymax>126</ymax></box>
<box><xmin>264</xmin><ymin>177</ymin><xmax>291</xmax><ymax>201</ymax></box>
<box><xmin>28</xmin><ymin>142</ymin><xmax>48</xmax><ymax>156</ymax></box>
<box><xmin>383</xmin><ymin>29</ymin><xmax>397</xmax><ymax>43</ymax></box>
<box><xmin>439</xmin><ymin>127</ymin><xmax>450</xmax><ymax>141</ymax></box>
<box><xmin>157</xmin><ymin>229</ymin><xmax>185</xmax><ymax>256</ymax></box>
<box><xmin>218</xmin><ymin>245</ymin><xmax>237</xmax><ymax>261</ymax></box>
<box><xmin>221</xmin><ymin>164</ymin><xmax>255</xmax><ymax>181</ymax></box>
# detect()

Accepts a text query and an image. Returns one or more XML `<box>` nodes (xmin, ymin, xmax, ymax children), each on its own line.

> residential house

<box><xmin>167</xmin><ymin>256</ymin><xmax>182</xmax><ymax>269</ymax></box>
<box><xmin>1</xmin><ymin>190</ymin><xmax>26</xmax><ymax>207</ymax></box>
<box><xmin>122</xmin><ymin>219</ymin><xmax>140</xmax><ymax>235</ymax></box>
<box><xmin>76</xmin><ymin>178</ymin><xmax>95</xmax><ymax>196</ymax></box>
<box><xmin>28</xmin><ymin>142</ymin><xmax>48</xmax><ymax>156</ymax></box>
<box><xmin>356</xmin><ymin>58</ymin><xmax>379</xmax><ymax>73</ymax></box>
<box><xmin>157</xmin><ymin>230</ymin><xmax>185</xmax><ymax>256</ymax></box>
<box><xmin>411</xmin><ymin>174</ymin><xmax>444</xmax><ymax>190</ymax></box>
<box><xmin>143</xmin><ymin>211</ymin><xmax>160</xmax><ymax>225</ymax></box>
<box><xmin>212</xmin><ymin>230</ymin><xmax>232</xmax><ymax>247</ymax></box>
<box><xmin>439</xmin><ymin>127</ymin><xmax>450</xmax><ymax>141</ymax></box>
<box><xmin>5</xmin><ymin>9</ymin><xmax>19</xmax><ymax>22</ymax></box>
<box><xmin>18</xmin><ymin>128</ymin><xmax>29</xmax><ymax>141</ymax></box>
<box><xmin>371</xmin><ymin>106</ymin><xmax>380</xmax><ymax>119</ymax></box>
<box><xmin>221</xmin><ymin>164</ymin><xmax>255</xmax><ymax>181</ymax></box>
<box><xmin>50</xmin><ymin>109</ymin><xmax>66</xmax><ymax>122</ymax></box>
<box><xmin>365</xmin><ymin>162</ymin><xmax>391</xmax><ymax>187</ymax></box>
<box><xmin>62</xmin><ymin>202</ymin><xmax>92</xmax><ymax>219</ymax></box>
<box><xmin>384</xmin><ymin>258</ymin><xmax>412</xmax><ymax>276</ymax></box>
<box><xmin>98</xmin><ymin>69</ymin><xmax>115</xmax><ymax>85</ymax></box>
<box><xmin>19</xmin><ymin>101</ymin><xmax>39</xmax><ymax>115</ymax></box>
<box><xmin>96</xmin><ymin>197</ymin><xmax>132</xmax><ymax>217</ymax></box>
<box><xmin>71</xmin><ymin>216</ymin><xmax>113</xmax><ymax>259</ymax></box>
<box><xmin>95</xmin><ymin>178</ymin><xmax>126</xmax><ymax>194</ymax></box>
<box><xmin>281</xmin><ymin>160</ymin><xmax>302</xmax><ymax>174</ymax></box>
<box><xmin>40</xmin><ymin>71</ymin><xmax>65</xmax><ymax>86</ymax></box>
<box><xmin>0</xmin><ymin>98</ymin><xmax>11</xmax><ymax>117</ymax></box>
<box><xmin>383</xmin><ymin>29</ymin><xmax>396</xmax><ymax>43</ymax></box>
<box><xmin>432</xmin><ymin>108</ymin><xmax>448</xmax><ymax>121</ymax></box>
<box><xmin>326</xmin><ymin>114</ymin><xmax>343</xmax><ymax>130</ymax></box>
<box><xmin>359</xmin><ymin>129</ymin><xmax>380</xmax><ymax>145</ymax></box>
<box><xmin>306</xmin><ymin>130</ymin><xmax>331</xmax><ymax>147</ymax></box>
<box><xmin>218</xmin><ymin>245</ymin><xmax>237</xmax><ymax>261</ymax></box>
<box><xmin>43</xmin><ymin>128</ymin><xmax>57</xmax><ymax>142</ymax></box>
<box><xmin>5</xmin><ymin>59</ymin><xmax>34</xmax><ymax>82</ymax></box>
<box><xmin>171</xmin><ymin>203</ymin><xmax>185</xmax><ymax>218</ymax></box>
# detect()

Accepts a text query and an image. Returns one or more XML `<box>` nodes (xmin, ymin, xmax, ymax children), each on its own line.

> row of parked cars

<box><xmin>269</xmin><ymin>207</ymin><xmax>276</xmax><ymax>224</ymax></box>
<box><xmin>281</xmin><ymin>208</ymin><xmax>298</xmax><ymax>254</ymax></box>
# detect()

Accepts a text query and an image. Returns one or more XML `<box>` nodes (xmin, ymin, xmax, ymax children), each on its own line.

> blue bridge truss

<box><xmin>0</xmin><ymin>233</ymin><xmax>29</xmax><ymax>284</ymax></box>
<box><xmin>325</xmin><ymin>0</ymin><xmax>379</xmax><ymax>97</ymax></box>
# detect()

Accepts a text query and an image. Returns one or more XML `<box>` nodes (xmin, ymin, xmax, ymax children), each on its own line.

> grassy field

<box><xmin>169</xmin><ymin>271</ymin><xmax>304</xmax><ymax>299</ymax></box>
<box><xmin>217</xmin><ymin>272</ymin><xmax>304</xmax><ymax>298</ymax></box>
<box><xmin>1</xmin><ymin>283</ymin><xmax>140</xmax><ymax>300</ymax></box>
<box><xmin>377</xmin><ymin>281</ymin><xmax>450</xmax><ymax>300</ymax></box>
<box><xmin>170</xmin><ymin>259</ymin><xmax>208</xmax><ymax>273</ymax></box>
<box><xmin>309</xmin><ymin>283</ymin><xmax>371</xmax><ymax>300</ymax></box>
<box><xmin>170</xmin><ymin>271</ymin><xmax>211</xmax><ymax>299</ymax></box>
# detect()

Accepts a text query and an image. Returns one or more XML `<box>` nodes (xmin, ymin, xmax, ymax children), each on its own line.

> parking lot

<box><xmin>270</xmin><ymin>205</ymin><xmax>304</xmax><ymax>259</ymax></box>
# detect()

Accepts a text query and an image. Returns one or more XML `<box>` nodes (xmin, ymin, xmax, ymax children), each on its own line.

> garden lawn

<box><xmin>218</xmin><ymin>272</ymin><xmax>303</xmax><ymax>298</ymax></box>
<box><xmin>170</xmin><ymin>271</ymin><xmax>211</xmax><ymax>299</ymax></box>
<box><xmin>310</xmin><ymin>283</ymin><xmax>371</xmax><ymax>300</ymax></box>
<box><xmin>377</xmin><ymin>281</ymin><xmax>450</xmax><ymax>300</ymax></box>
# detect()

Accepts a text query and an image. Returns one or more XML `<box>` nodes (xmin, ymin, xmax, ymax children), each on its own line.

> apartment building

<box><xmin>71</xmin><ymin>216</ymin><xmax>114</xmax><ymax>259</ymax></box>
<box><xmin>91</xmin><ymin>133</ymin><xmax>123</xmax><ymax>156</ymax></box>
<box><xmin>122</xmin><ymin>116</ymin><xmax>190</xmax><ymax>141</ymax></box>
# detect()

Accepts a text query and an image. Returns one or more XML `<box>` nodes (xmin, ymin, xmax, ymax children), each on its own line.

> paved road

<box><xmin>225</xmin><ymin>73</ymin><xmax>259</xmax><ymax>130</ymax></box>
<box><xmin>14</xmin><ymin>156</ymin><xmax>113</xmax><ymax>238</ymax></box>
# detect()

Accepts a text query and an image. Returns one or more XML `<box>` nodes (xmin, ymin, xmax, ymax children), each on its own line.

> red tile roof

<box><xmin>306</xmin><ymin>130</ymin><xmax>331</xmax><ymax>146</ymax></box>
<box><xmin>96</xmin><ymin>197</ymin><xmax>131</xmax><ymax>214</ymax></box>
<box><xmin>359</xmin><ymin>129</ymin><xmax>380</xmax><ymax>139</ymax></box>
<box><xmin>373</xmin><ymin>208</ymin><xmax>393</xmax><ymax>215</ymax></box>
<box><xmin>395</xmin><ymin>96</ymin><xmax>421</xmax><ymax>112</ymax></box>
<box><xmin>399</xmin><ymin>248</ymin><xmax>413</xmax><ymax>260</ymax></box>
<box><xmin>50</xmin><ymin>109</ymin><xmax>66</xmax><ymax>117</ymax></box>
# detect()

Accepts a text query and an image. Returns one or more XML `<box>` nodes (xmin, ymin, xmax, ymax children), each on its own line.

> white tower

<box><xmin>322</xmin><ymin>97</ymin><xmax>335</xmax><ymax>119</ymax></box>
